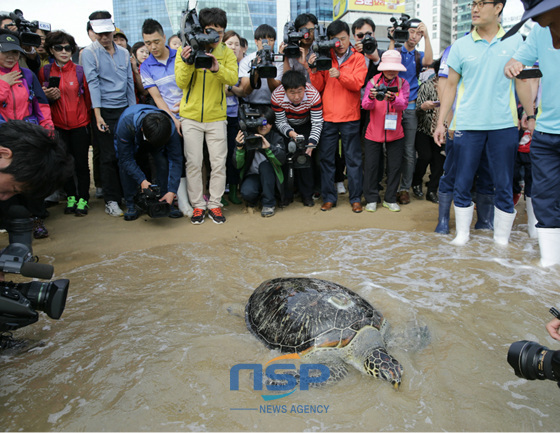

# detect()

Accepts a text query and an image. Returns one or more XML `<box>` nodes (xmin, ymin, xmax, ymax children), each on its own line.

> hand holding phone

<box><xmin>48</xmin><ymin>76</ymin><xmax>61</xmax><ymax>88</ymax></box>
<box><xmin>515</xmin><ymin>68</ymin><xmax>543</xmax><ymax>80</ymax></box>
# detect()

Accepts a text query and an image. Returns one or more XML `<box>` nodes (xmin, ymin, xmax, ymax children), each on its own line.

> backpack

<box><xmin>395</xmin><ymin>46</ymin><xmax>422</xmax><ymax>78</ymax></box>
<box><xmin>42</xmin><ymin>63</ymin><xmax>86</xmax><ymax>96</ymax></box>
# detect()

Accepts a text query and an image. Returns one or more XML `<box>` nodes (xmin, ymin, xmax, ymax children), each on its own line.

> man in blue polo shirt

<box><xmin>389</xmin><ymin>19</ymin><xmax>433</xmax><ymax>205</ymax></box>
<box><xmin>434</xmin><ymin>0</ymin><xmax>523</xmax><ymax>247</ymax></box>
<box><xmin>503</xmin><ymin>0</ymin><xmax>560</xmax><ymax>267</ymax></box>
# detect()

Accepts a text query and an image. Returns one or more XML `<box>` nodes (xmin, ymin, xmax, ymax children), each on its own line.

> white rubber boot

<box><xmin>177</xmin><ymin>177</ymin><xmax>193</xmax><ymax>218</ymax></box>
<box><xmin>537</xmin><ymin>227</ymin><xmax>560</xmax><ymax>267</ymax></box>
<box><xmin>450</xmin><ymin>204</ymin><xmax>474</xmax><ymax>246</ymax></box>
<box><xmin>526</xmin><ymin>197</ymin><xmax>537</xmax><ymax>239</ymax></box>
<box><xmin>493</xmin><ymin>207</ymin><xmax>517</xmax><ymax>246</ymax></box>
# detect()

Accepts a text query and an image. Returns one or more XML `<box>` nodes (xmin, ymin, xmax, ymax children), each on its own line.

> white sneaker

<box><xmin>105</xmin><ymin>201</ymin><xmax>123</xmax><ymax>217</ymax></box>
<box><xmin>261</xmin><ymin>206</ymin><xmax>275</xmax><ymax>218</ymax></box>
<box><xmin>365</xmin><ymin>202</ymin><xmax>377</xmax><ymax>212</ymax></box>
<box><xmin>383</xmin><ymin>201</ymin><xmax>401</xmax><ymax>212</ymax></box>
<box><xmin>336</xmin><ymin>182</ymin><xmax>347</xmax><ymax>194</ymax></box>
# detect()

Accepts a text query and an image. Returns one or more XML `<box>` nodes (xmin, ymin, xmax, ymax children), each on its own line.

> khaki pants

<box><xmin>181</xmin><ymin>118</ymin><xmax>227</xmax><ymax>210</ymax></box>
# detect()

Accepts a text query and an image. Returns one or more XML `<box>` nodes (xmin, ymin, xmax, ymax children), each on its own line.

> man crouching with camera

<box><xmin>114</xmin><ymin>105</ymin><xmax>184</xmax><ymax>221</ymax></box>
<box><xmin>234</xmin><ymin>106</ymin><xmax>286</xmax><ymax>218</ymax></box>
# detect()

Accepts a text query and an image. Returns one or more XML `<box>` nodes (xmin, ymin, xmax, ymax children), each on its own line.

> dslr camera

<box><xmin>0</xmin><ymin>205</ymin><xmax>69</xmax><ymax>338</ymax></box>
<box><xmin>310</xmin><ymin>25</ymin><xmax>340</xmax><ymax>71</ymax></box>
<box><xmin>9</xmin><ymin>9</ymin><xmax>51</xmax><ymax>48</ymax></box>
<box><xmin>238</xmin><ymin>104</ymin><xmax>268</xmax><ymax>151</ymax></box>
<box><xmin>361</xmin><ymin>34</ymin><xmax>378</xmax><ymax>56</ymax></box>
<box><xmin>283</xmin><ymin>21</ymin><xmax>308</xmax><ymax>59</ymax></box>
<box><xmin>287</xmin><ymin>135</ymin><xmax>314</xmax><ymax>170</ymax></box>
<box><xmin>179</xmin><ymin>5</ymin><xmax>219</xmax><ymax>69</ymax></box>
<box><xmin>374</xmin><ymin>84</ymin><xmax>399</xmax><ymax>101</ymax></box>
<box><xmin>135</xmin><ymin>185</ymin><xmax>171</xmax><ymax>218</ymax></box>
<box><xmin>507</xmin><ymin>308</ymin><xmax>560</xmax><ymax>388</ymax></box>
<box><xmin>388</xmin><ymin>13</ymin><xmax>417</xmax><ymax>46</ymax></box>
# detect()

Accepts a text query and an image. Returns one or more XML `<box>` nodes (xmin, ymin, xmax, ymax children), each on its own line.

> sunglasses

<box><xmin>356</xmin><ymin>32</ymin><xmax>373</xmax><ymax>39</ymax></box>
<box><xmin>53</xmin><ymin>44</ymin><xmax>73</xmax><ymax>52</ymax></box>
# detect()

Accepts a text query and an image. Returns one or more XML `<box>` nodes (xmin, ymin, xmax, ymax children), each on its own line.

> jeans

<box><xmin>240</xmin><ymin>160</ymin><xmax>277</xmax><ymax>207</ymax></box>
<box><xmin>398</xmin><ymin>108</ymin><xmax>418</xmax><ymax>192</ymax></box>
<box><xmin>319</xmin><ymin>120</ymin><xmax>362</xmax><ymax>204</ymax></box>
<box><xmin>530</xmin><ymin>131</ymin><xmax>560</xmax><ymax>227</ymax></box>
<box><xmin>453</xmin><ymin>128</ymin><xmax>518</xmax><ymax>212</ymax></box>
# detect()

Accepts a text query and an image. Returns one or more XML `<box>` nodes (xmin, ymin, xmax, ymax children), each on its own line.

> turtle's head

<box><xmin>364</xmin><ymin>348</ymin><xmax>403</xmax><ymax>390</ymax></box>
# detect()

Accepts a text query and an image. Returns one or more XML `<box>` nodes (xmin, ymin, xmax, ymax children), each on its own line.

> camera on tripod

<box><xmin>310</xmin><ymin>25</ymin><xmax>340</xmax><ymax>71</ymax></box>
<box><xmin>388</xmin><ymin>13</ymin><xmax>416</xmax><ymax>46</ymax></box>
<box><xmin>135</xmin><ymin>185</ymin><xmax>171</xmax><ymax>218</ymax></box>
<box><xmin>179</xmin><ymin>5</ymin><xmax>219</xmax><ymax>69</ymax></box>
<box><xmin>0</xmin><ymin>205</ymin><xmax>69</xmax><ymax>336</ymax></box>
<box><xmin>287</xmin><ymin>135</ymin><xmax>315</xmax><ymax>169</ymax></box>
<box><xmin>238</xmin><ymin>105</ymin><xmax>268</xmax><ymax>151</ymax></box>
<box><xmin>283</xmin><ymin>21</ymin><xmax>308</xmax><ymax>59</ymax></box>
<box><xmin>8</xmin><ymin>9</ymin><xmax>51</xmax><ymax>48</ymax></box>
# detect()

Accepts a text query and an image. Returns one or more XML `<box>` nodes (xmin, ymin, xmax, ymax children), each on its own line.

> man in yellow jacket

<box><xmin>175</xmin><ymin>7</ymin><xmax>238</xmax><ymax>224</ymax></box>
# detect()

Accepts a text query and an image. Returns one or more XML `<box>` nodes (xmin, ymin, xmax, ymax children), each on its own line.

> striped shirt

<box><xmin>271</xmin><ymin>82</ymin><xmax>323</xmax><ymax>145</ymax></box>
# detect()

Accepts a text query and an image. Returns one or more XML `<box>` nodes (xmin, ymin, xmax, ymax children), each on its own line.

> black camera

<box><xmin>507</xmin><ymin>340</ymin><xmax>560</xmax><ymax>386</ymax></box>
<box><xmin>374</xmin><ymin>84</ymin><xmax>399</xmax><ymax>101</ymax></box>
<box><xmin>179</xmin><ymin>6</ymin><xmax>219</xmax><ymax>69</ymax></box>
<box><xmin>388</xmin><ymin>14</ymin><xmax>416</xmax><ymax>46</ymax></box>
<box><xmin>287</xmin><ymin>134</ymin><xmax>314</xmax><ymax>169</ymax></box>
<box><xmin>310</xmin><ymin>25</ymin><xmax>340</xmax><ymax>71</ymax></box>
<box><xmin>0</xmin><ymin>205</ymin><xmax>69</xmax><ymax>336</ymax></box>
<box><xmin>361</xmin><ymin>34</ymin><xmax>378</xmax><ymax>56</ymax></box>
<box><xmin>238</xmin><ymin>105</ymin><xmax>267</xmax><ymax>151</ymax></box>
<box><xmin>9</xmin><ymin>9</ymin><xmax>51</xmax><ymax>48</ymax></box>
<box><xmin>135</xmin><ymin>185</ymin><xmax>171</xmax><ymax>218</ymax></box>
<box><xmin>252</xmin><ymin>40</ymin><xmax>284</xmax><ymax>80</ymax></box>
<box><xmin>283</xmin><ymin>21</ymin><xmax>308</xmax><ymax>59</ymax></box>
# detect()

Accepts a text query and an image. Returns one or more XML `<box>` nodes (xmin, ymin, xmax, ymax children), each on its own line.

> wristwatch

<box><xmin>526</xmin><ymin>114</ymin><xmax>537</xmax><ymax>121</ymax></box>
<box><xmin>227</xmin><ymin>85</ymin><xmax>233</xmax><ymax>92</ymax></box>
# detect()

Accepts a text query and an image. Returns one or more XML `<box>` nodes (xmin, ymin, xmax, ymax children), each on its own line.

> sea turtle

<box><xmin>246</xmin><ymin>277</ymin><xmax>408</xmax><ymax>389</ymax></box>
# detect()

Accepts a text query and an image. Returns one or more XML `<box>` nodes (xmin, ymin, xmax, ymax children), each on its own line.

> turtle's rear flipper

<box><xmin>386</xmin><ymin>320</ymin><xmax>431</xmax><ymax>353</ymax></box>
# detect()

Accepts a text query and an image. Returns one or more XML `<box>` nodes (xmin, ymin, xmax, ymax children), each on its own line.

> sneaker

<box><xmin>336</xmin><ymin>181</ymin><xmax>347</xmax><ymax>194</ymax></box>
<box><xmin>124</xmin><ymin>206</ymin><xmax>139</xmax><ymax>221</ymax></box>
<box><xmin>105</xmin><ymin>201</ymin><xmax>123</xmax><ymax>217</ymax></box>
<box><xmin>383</xmin><ymin>201</ymin><xmax>401</xmax><ymax>212</ymax></box>
<box><xmin>312</xmin><ymin>192</ymin><xmax>321</xmax><ymax>200</ymax></box>
<box><xmin>365</xmin><ymin>202</ymin><xmax>377</xmax><ymax>212</ymax></box>
<box><xmin>261</xmin><ymin>206</ymin><xmax>275</xmax><ymax>217</ymax></box>
<box><xmin>412</xmin><ymin>185</ymin><xmax>424</xmax><ymax>199</ymax></box>
<box><xmin>75</xmin><ymin>198</ymin><xmax>89</xmax><ymax>216</ymax></box>
<box><xmin>65</xmin><ymin>196</ymin><xmax>77</xmax><ymax>214</ymax></box>
<box><xmin>208</xmin><ymin>207</ymin><xmax>226</xmax><ymax>224</ymax></box>
<box><xmin>191</xmin><ymin>207</ymin><xmax>206</xmax><ymax>224</ymax></box>
<box><xmin>95</xmin><ymin>187</ymin><xmax>104</xmax><ymax>199</ymax></box>
<box><xmin>32</xmin><ymin>217</ymin><xmax>49</xmax><ymax>239</ymax></box>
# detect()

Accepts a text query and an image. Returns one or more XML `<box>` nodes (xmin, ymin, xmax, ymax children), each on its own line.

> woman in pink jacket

<box><xmin>362</xmin><ymin>50</ymin><xmax>410</xmax><ymax>212</ymax></box>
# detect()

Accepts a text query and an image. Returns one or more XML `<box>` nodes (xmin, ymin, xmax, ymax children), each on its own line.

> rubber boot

<box><xmin>525</xmin><ymin>197</ymin><xmax>537</xmax><ymax>239</ymax></box>
<box><xmin>434</xmin><ymin>192</ymin><xmax>453</xmax><ymax>234</ymax></box>
<box><xmin>493</xmin><ymin>207</ymin><xmax>517</xmax><ymax>246</ymax></box>
<box><xmin>228</xmin><ymin>184</ymin><xmax>242</xmax><ymax>205</ymax></box>
<box><xmin>177</xmin><ymin>177</ymin><xmax>193</xmax><ymax>218</ymax></box>
<box><xmin>450</xmin><ymin>204</ymin><xmax>474</xmax><ymax>246</ymax></box>
<box><xmin>537</xmin><ymin>227</ymin><xmax>560</xmax><ymax>267</ymax></box>
<box><xmin>474</xmin><ymin>193</ymin><xmax>494</xmax><ymax>230</ymax></box>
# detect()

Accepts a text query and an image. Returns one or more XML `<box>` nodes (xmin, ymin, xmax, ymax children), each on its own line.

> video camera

<box><xmin>0</xmin><ymin>205</ymin><xmax>69</xmax><ymax>336</ymax></box>
<box><xmin>8</xmin><ymin>9</ymin><xmax>51</xmax><ymax>48</ymax></box>
<box><xmin>179</xmin><ymin>5</ymin><xmax>219</xmax><ymax>69</ymax></box>
<box><xmin>310</xmin><ymin>25</ymin><xmax>340</xmax><ymax>71</ymax></box>
<box><xmin>251</xmin><ymin>40</ymin><xmax>284</xmax><ymax>81</ymax></box>
<box><xmin>374</xmin><ymin>84</ymin><xmax>399</xmax><ymax>101</ymax></box>
<box><xmin>238</xmin><ymin>104</ymin><xmax>268</xmax><ymax>151</ymax></box>
<box><xmin>388</xmin><ymin>13</ymin><xmax>417</xmax><ymax>46</ymax></box>
<box><xmin>283</xmin><ymin>21</ymin><xmax>308</xmax><ymax>59</ymax></box>
<box><xmin>135</xmin><ymin>185</ymin><xmax>171</xmax><ymax>218</ymax></box>
<box><xmin>287</xmin><ymin>135</ymin><xmax>314</xmax><ymax>169</ymax></box>
<box><xmin>507</xmin><ymin>308</ymin><xmax>560</xmax><ymax>388</ymax></box>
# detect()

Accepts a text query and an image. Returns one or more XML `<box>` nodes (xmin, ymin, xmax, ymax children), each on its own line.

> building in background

<box><xmin>405</xmin><ymin>0</ymin><xmax>452</xmax><ymax>56</ymax></box>
<box><xmin>290</xmin><ymin>0</ymin><xmax>332</xmax><ymax>25</ymax></box>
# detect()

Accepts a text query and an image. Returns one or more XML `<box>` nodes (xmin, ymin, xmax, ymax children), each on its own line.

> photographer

<box><xmin>283</xmin><ymin>13</ymin><xmax>318</xmax><ymax>82</ymax></box>
<box><xmin>234</xmin><ymin>106</ymin><xmax>286</xmax><ymax>217</ymax></box>
<box><xmin>271</xmin><ymin>70</ymin><xmax>323</xmax><ymax>207</ymax></box>
<box><xmin>114</xmin><ymin>105</ymin><xmax>183</xmax><ymax>221</ymax></box>
<box><xmin>175</xmin><ymin>7</ymin><xmax>238</xmax><ymax>225</ymax></box>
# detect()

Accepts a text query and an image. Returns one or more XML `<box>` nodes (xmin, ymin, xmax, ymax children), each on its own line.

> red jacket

<box><xmin>38</xmin><ymin>62</ymin><xmax>91</xmax><ymax>130</ymax></box>
<box><xmin>309</xmin><ymin>47</ymin><xmax>366</xmax><ymax>123</ymax></box>
<box><xmin>0</xmin><ymin>64</ymin><xmax>54</xmax><ymax>130</ymax></box>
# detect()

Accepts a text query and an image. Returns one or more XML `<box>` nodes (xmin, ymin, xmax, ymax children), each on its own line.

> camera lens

<box><xmin>17</xmin><ymin>279</ymin><xmax>69</xmax><ymax>320</ymax></box>
<box><xmin>507</xmin><ymin>340</ymin><xmax>560</xmax><ymax>382</ymax></box>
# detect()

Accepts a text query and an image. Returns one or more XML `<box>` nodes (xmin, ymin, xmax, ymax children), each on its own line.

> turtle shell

<box><xmin>245</xmin><ymin>277</ymin><xmax>385</xmax><ymax>354</ymax></box>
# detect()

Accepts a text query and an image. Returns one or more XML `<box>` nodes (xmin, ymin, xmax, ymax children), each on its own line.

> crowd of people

<box><xmin>0</xmin><ymin>0</ymin><xmax>559</xmax><ymax>269</ymax></box>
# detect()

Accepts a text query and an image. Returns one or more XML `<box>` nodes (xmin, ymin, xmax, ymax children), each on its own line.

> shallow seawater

<box><xmin>1</xmin><ymin>228</ymin><xmax>559</xmax><ymax>431</ymax></box>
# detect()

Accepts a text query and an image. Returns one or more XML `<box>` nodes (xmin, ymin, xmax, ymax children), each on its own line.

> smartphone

<box><xmin>433</xmin><ymin>101</ymin><xmax>440</xmax><ymax>107</ymax></box>
<box><xmin>48</xmin><ymin>76</ymin><xmax>61</xmax><ymax>88</ymax></box>
<box><xmin>516</xmin><ymin>68</ymin><xmax>543</xmax><ymax>79</ymax></box>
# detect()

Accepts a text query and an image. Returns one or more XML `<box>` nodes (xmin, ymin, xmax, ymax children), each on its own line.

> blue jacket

<box><xmin>114</xmin><ymin>104</ymin><xmax>182</xmax><ymax>194</ymax></box>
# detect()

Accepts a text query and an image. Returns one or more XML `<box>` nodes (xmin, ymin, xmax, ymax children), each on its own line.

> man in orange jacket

<box><xmin>308</xmin><ymin>20</ymin><xmax>367</xmax><ymax>213</ymax></box>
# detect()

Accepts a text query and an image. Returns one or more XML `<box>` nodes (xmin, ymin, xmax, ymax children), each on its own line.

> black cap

<box><xmin>503</xmin><ymin>0</ymin><xmax>560</xmax><ymax>40</ymax></box>
<box><xmin>0</xmin><ymin>33</ymin><xmax>25</xmax><ymax>53</ymax></box>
